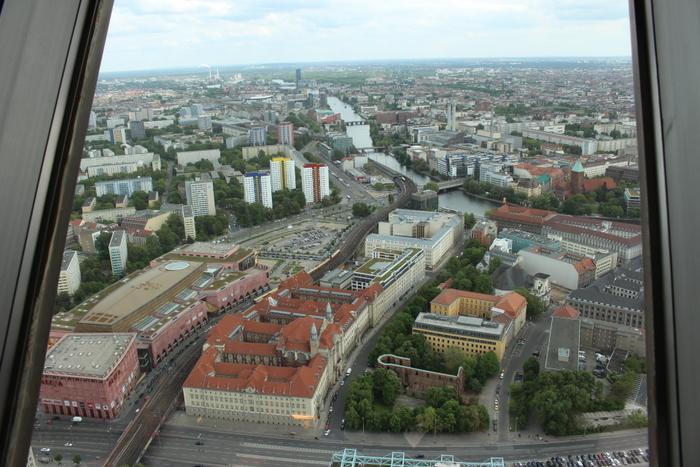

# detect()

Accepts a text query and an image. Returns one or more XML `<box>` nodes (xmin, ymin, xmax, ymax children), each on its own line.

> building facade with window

<box><xmin>95</xmin><ymin>177</ymin><xmax>153</xmax><ymax>197</ymax></box>
<box><xmin>185</xmin><ymin>179</ymin><xmax>216</xmax><ymax>217</ymax></box>
<box><xmin>269</xmin><ymin>157</ymin><xmax>296</xmax><ymax>192</ymax></box>
<box><xmin>57</xmin><ymin>250</ymin><xmax>81</xmax><ymax>296</ymax></box>
<box><xmin>243</xmin><ymin>171</ymin><xmax>273</xmax><ymax>208</ymax></box>
<box><xmin>108</xmin><ymin>230</ymin><xmax>128</xmax><ymax>276</ymax></box>
<box><xmin>39</xmin><ymin>333</ymin><xmax>140</xmax><ymax>420</ymax></box>
<box><xmin>301</xmin><ymin>163</ymin><xmax>329</xmax><ymax>204</ymax></box>
<box><xmin>276</xmin><ymin>122</ymin><xmax>294</xmax><ymax>146</ymax></box>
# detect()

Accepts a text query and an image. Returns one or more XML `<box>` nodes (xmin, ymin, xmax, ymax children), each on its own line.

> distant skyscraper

<box><xmin>185</xmin><ymin>179</ymin><xmax>216</xmax><ymax>217</ymax></box>
<box><xmin>269</xmin><ymin>157</ymin><xmax>296</xmax><ymax>192</ymax></box>
<box><xmin>446</xmin><ymin>101</ymin><xmax>457</xmax><ymax>132</ymax></box>
<box><xmin>249</xmin><ymin>126</ymin><xmax>267</xmax><ymax>146</ymax></box>
<box><xmin>301</xmin><ymin>163</ymin><xmax>330</xmax><ymax>204</ymax></box>
<box><xmin>109</xmin><ymin>231</ymin><xmax>128</xmax><ymax>276</ymax></box>
<box><xmin>181</xmin><ymin>205</ymin><xmax>197</xmax><ymax>240</ymax></box>
<box><xmin>276</xmin><ymin>122</ymin><xmax>294</xmax><ymax>146</ymax></box>
<box><xmin>295</xmin><ymin>68</ymin><xmax>302</xmax><ymax>89</ymax></box>
<box><xmin>129</xmin><ymin>120</ymin><xmax>146</xmax><ymax>140</ymax></box>
<box><xmin>243</xmin><ymin>172</ymin><xmax>273</xmax><ymax>208</ymax></box>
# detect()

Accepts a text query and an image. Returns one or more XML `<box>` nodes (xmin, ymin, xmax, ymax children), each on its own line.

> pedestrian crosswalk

<box><xmin>241</xmin><ymin>442</ymin><xmax>334</xmax><ymax>455</ymax></box>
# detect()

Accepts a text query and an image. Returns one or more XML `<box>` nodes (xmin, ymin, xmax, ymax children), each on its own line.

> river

<box><xmin>368</xmin><ymin>153</ymin><xmax>498</xmax><ymax>217</ymax></box>
<box><xmin>327</xmin><ymin>97</ymin><xmax>373</xmax><ymax>149</ymax></box>
<box><xmin>326</xmin><ymin>97</ymin><xmax>497</xmax><ymax>217</ymax></box>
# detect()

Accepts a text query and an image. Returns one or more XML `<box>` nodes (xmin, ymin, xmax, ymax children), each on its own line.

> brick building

<box><xmin>377</xmin><ymin>354</ymin><xmax>464</xmax><ymax>399</ymax></box>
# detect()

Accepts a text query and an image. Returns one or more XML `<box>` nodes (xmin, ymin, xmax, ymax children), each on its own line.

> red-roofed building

<box><xmin>553</xmin><ymin>305</ymin><xmax>580</xmax><ymax>319</ymax></box>
<box><xmin>487</xmin><ymin>203</ymin><xmax>558</xmax><ymax>234</ymax></box>
<box><xmin>183</xmin><ymin>271</ymin><xmax>386</xmax><ymax>427</ymax></box>
<box><xmin>430</xmin><ymin>288</ymin><xmax>527</xmax><ymax>337</ymax></box>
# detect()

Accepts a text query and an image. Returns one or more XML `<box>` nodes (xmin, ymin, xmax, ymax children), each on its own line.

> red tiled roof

<box><xmin>494</xmin><ymin>292</ymin><xmax>527</xmax><ymax>319</ymax></box>
<box><xmin>184</xmin><ymin>347</ymin><xmax>327</xmax><ymax>398</ymax></box>
<box><xmin>432</xmin><ymin>289</ymin><xmax>526</xmax><ymax>320</ymax></box>
<box><xmin>432</xmin><ymin>289</ymin><xmax>500</xmax><ymax>306</ymax></box>
<box><xmin>582</xmin><ymin>178</ymin><xmax>617</xmax><ymax>193</ymax></box>
<box><xmin>488</xmin><ymin>204</ymin><xmax>558</xmax><ymax>225</ymax></box>
<box><xmin>574</xmin><ymin>257</ymin><xmax>596</xmax><ymax>274</ymax></box>
<box><xmin>553</xmin><ymin>305</ymin><xmax>580</xmax><ymax>319</ymax></box>
<box><xmin>223</xmin><ymin>341</ymin><xmax>277</xmax><ymax>356</ymax></box>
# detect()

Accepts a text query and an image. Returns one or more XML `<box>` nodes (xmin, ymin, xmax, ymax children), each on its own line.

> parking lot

<box><xmin>512</xmin><ymin>447</ymin><xmax>649</xmax><ymax>467</ymax></box>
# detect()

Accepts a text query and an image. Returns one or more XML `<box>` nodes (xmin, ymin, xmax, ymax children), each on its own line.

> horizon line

<box><xmin>98</xmin><ymin>55</ymin><xmax>633</xmax><ymax>76</ymax></box>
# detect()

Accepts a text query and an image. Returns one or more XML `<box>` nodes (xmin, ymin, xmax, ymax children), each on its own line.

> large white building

<box><xmin>57</xmin><ymin>250</ymin><xmax>81</xmax><ymax>296</ymax></box>
<box><xmin>80</xmin><ymin>152</ymin><xmax>160</xmax><ymax>172</ymax></box>
<box><xmin>176</xmin><ymin>149</ymin><xmax>221</xmax><ymax>167</ymax></box>
<box><xmin>269</xmin><ymin>157</ymin><xmax>296</xmax><ymax>191</ymax></box>
<box><xmin>364</xmin><ymin>209</ymin><xmax>464</xmax><ymax>269</ymax></box>
<box><xmin>181</xmin><ymin>205</ymin><xmax>197</xmax><ymax>240</ymax></box>
<box><xmin>109</xmin><ymin>231</ymin><xmax>128</xmax><ymax>276</ymax></box>
<box><xmin>243</xmin><ymin>172</ymin><xmax>273</xmax><ymax>208</ymax></box>
<box><xmin>95</xmin><ymin>177</ymin><xmax>153</xmax><ymax>197</ymax></box>
<box><xmin>301</xmin><ymin>163</ymin><xmax>330</xmax><ymax>204</ymax></box>
<box><xmin>351</xmin><ymin>248</ymin><xmax>426</xmax><ymax>313</ymax></box>
<box><xmin>185</xmin><ymin>179</ymin><xmax>216</xmax><ymax>217</ymax></box>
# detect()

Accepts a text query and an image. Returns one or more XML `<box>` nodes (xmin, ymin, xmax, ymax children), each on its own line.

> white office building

<box><xmin>269</xmin><ymin>157</ymin><xmax>296</xmax><ymax>192</ymax></box>
<box><xmin>364</xmin><ymin>209</ymin><xmax>464</xmax><ymax>269</ymax></box>
<box><xmin>181</xmin><ymin>205</ymin><xmax>197</xmax><ymax>240</ymax></box>
<box><xmin>57</xmin><ymin>250</ymin><xmax>81</xmax><ymax>295</ymax></box>
<box><xmin>301</xmin><ymin>163</ymin><xmax>330</xmax><ymax>204</ymax></box>
<box><xmin>109</xmin><ymin>231</ymin><xmax>128</xmax><ymax>276</ymax></box>
<box><xmin>79</xmin><ymin>152</ymin><xmax>160</xmax><ymax>172</ymax></box>
<box><xmin>185</xmin><ymin>179</ymin><xmax>216</xmax><ymax>217</ymax></box>
<box><xmin>243</xmin><ymin>172</ymin><xmax>273</xmax><ymax>208</ymax></box>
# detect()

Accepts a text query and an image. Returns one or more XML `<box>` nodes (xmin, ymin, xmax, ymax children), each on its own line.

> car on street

<box><xmin>500</xmin><ymin>371</ymin><xmax>505</xmax><ymax>379</ymax></box>
<box><xmin>324</xmin><ymin>429</ymin><xmax>331</xmax><ymax>436</ymax></box>
<box><xmin>64</xmin><ymin>442</ymin><xmax>72</xmax><ymax>447</ymax></box>
<box><xmin>40</xmin><ymin>448</ymin><xmax>51</xmax><ymax>454</ymax></box>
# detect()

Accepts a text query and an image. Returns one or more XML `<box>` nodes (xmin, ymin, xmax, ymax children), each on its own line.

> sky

<box><xmin>100</xmin><ymin>0</ymin><xmax>632</xmax><ymax>72</ymax></box>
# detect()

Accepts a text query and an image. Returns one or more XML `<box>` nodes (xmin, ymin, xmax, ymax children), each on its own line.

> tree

<box><xmin>514</xmin><ymin>288</ymin><xmax>547</xmax><ymax>320</ymax></box>
<box><xmin>417</xmin><ymin>406</ymin><xmax>437</xmax><ymax>434</ymax></box>
<box><xmin>131</xmin><ymin>190</ymin><xmax>149</xmax><ymax>210</ymax></box>
<box><xmin>531</xmin><ymin>193</ymin><xmax>560</xmax><ymax>211</ymax></box>
<box><xmin>463</xmin><ymin>212</ymin><xmax>476</xmax><ymax>229</ymax></box>
<box><xmin>424</xmin><ymin>181</ymin><xmax>439</xmax><ymax>192</ymax></box>
<box><xmin>474</xmin><ymin>351</ymin><xmax>500</xmax><ymax>383</ymax></box>
<box><xmin>73</xmin><ymin>454</ymin><xmax>82</xmax><ymax>465</ymax></box>
<box><xmin>372</xmin><ymin>368</ymin><xmax>401</xmax><ymax>406</ymax></box>
<box><xmin>54</xmin><ymin>454</ymin><xmax>63</xmax><ymax>464</ymax></box>
<box><xmin>94</xmin><ymin>231</ymin><xmax>112</xmax><ymax>261</ymax></box>
<box><xmin>523</xmin><ymin>357</ymin><xmax>540</xmax><ymax>382</ymax></box>
<box><xmin>352</xmin><ymin>202</ymin><xmax>373</xmax><ymax>217</ymax></box>
<box><xmin>54</xmin><ymin>292</ymin><xmax>73</xmax><ymax>314</ymax></box>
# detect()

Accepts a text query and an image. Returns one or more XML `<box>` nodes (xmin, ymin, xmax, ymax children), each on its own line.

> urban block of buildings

<box><xmin>183</xmin><ymin>271</ymin><xmax>386</xmax><ymax>426</ymax></box>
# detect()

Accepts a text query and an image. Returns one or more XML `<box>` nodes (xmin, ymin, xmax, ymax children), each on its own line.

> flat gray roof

<box><xmin>78</xmin><ymin>261</ymin><xmax>201</xmax><ymax>327</ymax></box>
<box><xmin>544</xmin><ymin>316</ymin><xmax>581</xmax><ymax>372</ymax></box>
<box><xmin>43</xmin><ymin>333</ymin><xmax>136</xmax><ymax>379</ymax></box>
<box><xmin>413</xmin><ymin>312</ymin><xmax>505</xmax><ymax>339</ymax></box>
<box><xmin>61</xmin><ymin>250</ymin><xmax>78</xmax><ymax>271</ymax></box>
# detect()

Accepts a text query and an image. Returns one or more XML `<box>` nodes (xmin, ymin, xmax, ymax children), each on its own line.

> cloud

<box><xmin>100</xmin><ymin>0</ymin><xmax>631</xmax><ymax>72</ymax></box>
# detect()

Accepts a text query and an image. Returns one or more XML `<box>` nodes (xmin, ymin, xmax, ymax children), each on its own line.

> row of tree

<box><xmin>529</xmin><ymin>180</ymin><xmax>641</xmax><ymax>218</ymax></box>
<box><xmin>344</xmin><ymin>373</ymin><xmax>489</xmax><ymax>433</ymax></box>
<box><xmin>509</xmin><ymin>358</ymin><xmax>632</xmax><ymax>435</ymax></box>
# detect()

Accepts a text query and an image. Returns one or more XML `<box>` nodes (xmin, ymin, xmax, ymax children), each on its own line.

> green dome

<box><xmin>571</xmin><ymin>160</ymin><xmax>584</xmax><ymax>173</ymax></box>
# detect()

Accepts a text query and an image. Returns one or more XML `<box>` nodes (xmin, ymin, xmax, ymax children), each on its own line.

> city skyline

<box><xmin>101</xmin><ymin>0</ymin><xmax>632</xmax><ymax>72</ymax></box>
